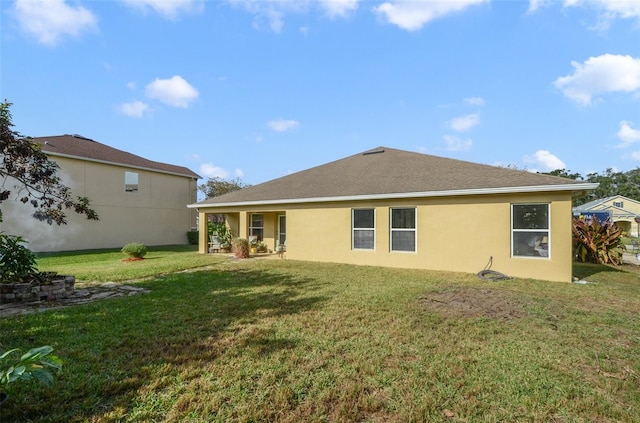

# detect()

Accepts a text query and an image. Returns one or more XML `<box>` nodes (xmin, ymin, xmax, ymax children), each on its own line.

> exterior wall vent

<box><xmin>363</xmin><ymin>148</ymin><xmax>385</xmax><ymax>156</ymax></box>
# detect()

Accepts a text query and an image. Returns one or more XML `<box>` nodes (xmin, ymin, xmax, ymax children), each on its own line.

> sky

<box><xmin>1</xmin><ymin>0</ymin><xmax>640</xmax><ymax>188</ymax></box>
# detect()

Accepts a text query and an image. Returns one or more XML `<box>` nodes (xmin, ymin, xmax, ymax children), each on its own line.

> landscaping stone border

<box><xmin>0</xmin><ymin>276</ymin><xmax>75</xmax><ymax>304</ymax></box>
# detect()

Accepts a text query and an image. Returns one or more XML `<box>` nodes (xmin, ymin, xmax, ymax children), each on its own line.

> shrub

<box><xmin>1</xmin><ymin>345</ymin><xmax>63</xmax><ymax>389</ymax></box>
<box><xmin>572</xmin><ymin>216</ymin><xmax>625</xmax><ymax>265</ymax></box>
<box><xmin>121</xmin><ymin>243</ymin><xmax>147</xmax><ymax>259</ymax></box>
<box><xmin>186</xmin><ymin>230</ymin><xmax>199</xmax><ymax>245</ymax></box>
<box><xmin>0</xmin><ymin>234</ymin><xmax>37</xmax><ymax>283</ymax></box>
<box><xmin>232</xmin><ymin>238</ymin><xmax>250</xmax><ymax>258</ymax></box>
<box><xmin>209</xmin><ymin>222</ymin><xmax>232</xmax><ymax>245</ymax></box>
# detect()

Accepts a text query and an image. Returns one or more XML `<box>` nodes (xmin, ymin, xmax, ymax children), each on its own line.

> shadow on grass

<box><xmin>0</xmin><ymin>267</ymin><xmax>327</xmax><ymax>422</ymax></box>
<box><xmin>573</xmin><ymin>261</ymin><xmax>624</xmax><ymax>279</ymax></box>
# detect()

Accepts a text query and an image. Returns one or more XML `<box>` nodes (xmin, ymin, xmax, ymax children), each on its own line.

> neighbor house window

<box><xmin>125</xmin><ymin>171</ymin><xmax>138</xmax><ymax>192</ymax></box>
<box><xmin>512</xmin><ymin>204</ymin><xmax>550</xmax><ymax>258</ymax></box>
<box><xmin>353</xmin><ymin>209</ymin><xmax>375</xmax><ymax>250</ymax></box>
<box><xmin>390</xmin><ymin>208</ymin><xmax>416</xmax><ymax>252</ymax></box>
<box><xmin>613</xmin><ymin>201</ymin><xmax>624</xmax><ymax>208</ymax></box>
<box><xmin>250</xmin><ymin>214</ymin><xmax>264</xmax><ymax>241</ymax></box>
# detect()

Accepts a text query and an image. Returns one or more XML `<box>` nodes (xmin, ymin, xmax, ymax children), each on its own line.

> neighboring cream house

<box><xmin>189</xmin><ymin>147</ymin><xmax>597</xmax><ymax>282</ymax></box>
<box><xmin>1</xmin><ymin>134</ymin><xmax>199</xmax><ymax>252</ymax></box>
<box><xmin>574</xmin><ymin>195</ymin><xmax>640</xmax><ymax>237</ymax></box>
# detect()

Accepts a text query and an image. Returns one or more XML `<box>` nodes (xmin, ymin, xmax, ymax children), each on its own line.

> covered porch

<box><xmin>197</xmin><ymin>210</ymin><xmax>287</xmax><ymax>254</ymax></box>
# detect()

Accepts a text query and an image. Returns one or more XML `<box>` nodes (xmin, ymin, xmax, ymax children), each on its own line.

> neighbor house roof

<box><xmin>32</xmin><ymin>134</ymin><xmax>200</xmax><ymax>179</ymax></box>
<box><xmin>576</xmin><ymin>195</ymin><xmax>640</xmax><ymax>211</ymax></box>
<box><xmin>190</xmin><ymin>147</ymin><xmax>597</xmax><ymax>209</ymax></box>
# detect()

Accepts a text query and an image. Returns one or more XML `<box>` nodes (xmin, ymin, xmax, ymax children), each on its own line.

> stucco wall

<box><xmin>1</xmin><ymin>156</ymin><xmax>198</xmax><ymax>252</ymax></box>
<box><xmin>198</xmin><ymin>191</ymin><xmax>575</xmax><ymax>282</ymax></box>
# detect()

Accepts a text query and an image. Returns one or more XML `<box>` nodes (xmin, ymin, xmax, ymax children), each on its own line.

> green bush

<box><xmin>1</xmin><ymin>345</ymin><xmax>63</xmax><ymax>389</ymax></box>
<box><xmin>0</xmin><ymin>234</ymin><xmax>37</xmax><ymax>283</ymax></box>
<box><xmin>186</xmin><ymin>231</ymin><xmax>199</xmax><ymax>245</ymax></box>
<box><xmin>121</xmin><ymin>243</ymin><xmax>147</xmax><ymax>259</ymax></box>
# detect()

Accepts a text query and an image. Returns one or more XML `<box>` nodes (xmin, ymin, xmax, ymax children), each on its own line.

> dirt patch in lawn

<box><xmin>419</xmin><ymin>287</ymin><xmax>527</xmax><ymax>320</ymax></box>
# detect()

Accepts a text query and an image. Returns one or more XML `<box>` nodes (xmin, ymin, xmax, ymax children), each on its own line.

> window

<box><xmin>512</xmin><ymin>204</ymin><xmax>549</xmax><ymax>258</ymax></box>
<box><xmin>250</xmin><ymin>214</ymin><xmax>264</xmax><ymax>241</ymax></box>
<box><xmin>390</xmin><ymin>208</ymin><xmax>416</xmax><ymax>252</ymax></box>
<box><xmin>352</xmin><ymin>209</ymin><xmax>375</xmax><ymax>250</ymax></box>
<box><xmin>125</xmin><ymin>171</ymin><xmax>138</xmax><ymax>192</ymax></box>
<box><xmin>613</xmin><ymin>201</ymin><xmax>624</xmax><ymax>208</ymax></box>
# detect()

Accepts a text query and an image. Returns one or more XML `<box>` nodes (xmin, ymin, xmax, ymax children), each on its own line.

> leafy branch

<box><xmin>0</xmin><ymin>101</ymin><xmax>99</xmax><ymax>225</ymax></box>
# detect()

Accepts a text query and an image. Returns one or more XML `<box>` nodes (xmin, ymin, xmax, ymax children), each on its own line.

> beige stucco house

<box><xmin>573</xmin><ymin>195</ymin><xmax>640</xmax><ymax>237</ymax></box>
<box><xmin>189</xmin><ymin>147</ymin><xmax>597</xmax><ymax>282</ymax></box>
<box><xmin>1</xmin><ymin>134</ymin><xmax>199</xmax><ymax>252</ymax></box>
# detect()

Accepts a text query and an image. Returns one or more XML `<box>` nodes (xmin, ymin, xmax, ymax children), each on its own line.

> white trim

<box><xmin>390</xmin><ymin>207</ymin><xmax>417</xmax><ymax>253</ymax></box>
<box><xmin>249</xmin><ymin>213</ymin><xmax>264</xmax><ymax>241</ymax></box>
<box><xmin>511</xmin><ymin>203</ymin><xmax>550</xmax><ymax>259</ymax></box>
<box><xmin>352</xmin><ymin>208</ymin><xmax>375</xmax><ymax>251</ymax></box>
<box><xmin>188</xmin><ymin>183</ymin><xmax>599</xmax><ymax>209</ymax></box>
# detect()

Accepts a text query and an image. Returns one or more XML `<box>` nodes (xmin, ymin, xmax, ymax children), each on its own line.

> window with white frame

<box><xmin>512</xmin><ymin>204</ymin><xmax>550</xmax><ymax>258</ymax></box>
<box><xmin>613</xmin><ymin>201</ymin><xmax>624</xmax><ymax>208</ymax></box>
<box><xmin>125</xmin><ymin>171</ymin><xmax>138</xmax><ymax>192</ymax></box>
<box><xmin>390</xmin><ymin>208</ymin><xmax>416</xmax><ymax>252</ymax></box>
<box><xmin>352</xmin><ymin>209</ymin><xmax>375</xmax><ymax>250</ymax></box>
<box><xmin>250</xmin><ymin>214</ymin><xmax>264</xmax><ymax>241</ymax></box>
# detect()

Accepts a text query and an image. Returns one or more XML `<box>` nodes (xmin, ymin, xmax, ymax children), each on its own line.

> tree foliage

<box><xmin>198</xmin><ymin>176</ymin><xmax>249</xmax><ymax>199</ymax></box>
<box><xmin>543</xmin><ymin>168</ymin><xmax>640</xmax><ymax>206</ymax></box>
<box><xmin>0</xmin><ymin>101</ymin><xmax>99</xmax><ymax>225</ymax></box>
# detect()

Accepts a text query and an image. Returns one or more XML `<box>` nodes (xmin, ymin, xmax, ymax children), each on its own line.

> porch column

<box><xmin>198</xmin><ymin>211</ymin><xmax>208</xmax><ymax>254</ymax></box>
<box><xmin>239</xmin><ymin>211</ymin><xmax>248</xmax><ymax>239</ymax></box>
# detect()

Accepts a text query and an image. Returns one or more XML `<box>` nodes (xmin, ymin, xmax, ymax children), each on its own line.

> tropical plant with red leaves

<box><xmin>572</xmin><ymin>216</ymin><xmax>625</xmax><ymax>265</ymax></box>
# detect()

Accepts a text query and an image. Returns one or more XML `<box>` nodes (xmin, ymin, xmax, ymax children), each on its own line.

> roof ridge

<box><xmin>33</xmin><ymin>135</ymin><xmax>200</xmax><ymax>179</ymax></box>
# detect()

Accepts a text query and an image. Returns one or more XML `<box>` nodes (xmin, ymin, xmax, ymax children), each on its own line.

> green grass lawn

<box><xmin>1</xmin><ymin>251</ymin><xmax>639</xmax><ymax>422</ymax></box>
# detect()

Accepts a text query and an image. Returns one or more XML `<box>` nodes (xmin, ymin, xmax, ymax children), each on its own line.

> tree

<box><xmin>0</xmin><ymin>101</ymin><xmax>98</xmax><ymax>225</ymax></box>
<box><xmin>198</xmin><ymin>176</ymin><xmax>249</xmax><ymax>199</ymax></box>
<box><xmin>543</xmin><ymin>169</ymin><xmax>583</xmax><ymax>180</ymax></box>
<box><xmin>543</xmin><ymin>167</ymin><xmax>640</xmax><ymax>207</ymax></box>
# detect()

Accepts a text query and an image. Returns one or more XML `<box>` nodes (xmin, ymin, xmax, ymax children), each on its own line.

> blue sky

<box><xmin>2</xmin><ymin>0</ymin><xmax>640</xmax><ymax>186</ymax></box>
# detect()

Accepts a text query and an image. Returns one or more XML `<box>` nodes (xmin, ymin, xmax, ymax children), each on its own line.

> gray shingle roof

<box><xmin>33</xmin><ymin>134</ymin><xmax>200</xmax><ymax>179</ymax></box>
<box><xmin>193</xmin><ymin>147</ymin><xmax>594</xmax><ymax>208</ymax></box>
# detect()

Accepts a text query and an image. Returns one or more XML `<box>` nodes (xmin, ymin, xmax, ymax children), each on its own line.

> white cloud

<box><xmin>618</xmin><ymin>121</ymin><xmax>640</xmax><ymax>147</ymax></box>
<box><xmin>121</xmin><ymin>0</ymin><xmax>204</xmax><ymax>19</ymax></box>
<box><xmin>229</xmin><ymin>0</ymin><xmax>356</xmax><ymax>32</ymax></box>
<box><xmin>523</xmin><ymin>150</ymin><xmax>566</xmax><ymax>171</ymax></box>
<box><xmin>527</xmin><ymin>0</ymin><xmax>550</xmax><ymax>14</ymax></box>
<box><xmin>268</xmin><ymin>119</ymin><xmax>299</xmax><ymax>132</ymax></box>
<box><xmin>529</xmin><ymin>0</ymin><xmax>640</xmax><ymax>22</ymax></box>
<box><xmin>567</xmin><ymin>0</ymin><xmax>640</xmax><ymax>31</ymax></box>
<box><xmin>564</xmin><ymin>0</ymin><xmax>640</xmax><ymax>20</ymax></box>
<box><xmin>443</xmin><ymin>135</ymin><xmax>472</xmax><ymax>152</ymax></box>
<box><xmin>554</xmin><ymin>54</ymin><xmax>640</xmax><ymax>105</ymax></box>
<box><xmin>199</xmin><ymin>163</ymin><xmax>228</xmax><ymax>179</ymax></box>
<box><xmin>120</xmin><ymin>101</ymin><xmax>150</xmax><ymax>118</ymax></box>
<box><xmin>373</xmin><ymin>0</ymin><xmax>488</xmax><ymax>31</ymax></box>
<box><xmin>145</xmin><ymin>75</ymin><xmax>199</xmax><ymax>108</ymax></box>
<box><xmin>319</xmin><ymin>0</ymin><xmax>359</xmax><ymax>18</ymax></box>
<box><xmin>631</xmin><ymin>151</ymin><xmax>640</xmax><ymax>160</ymax></box>
<box><xmin>234</xmin><ymin>168</ymin><xmax>245</xmax><ymax>178</ymax></box>
<box><xmin>449</xmin><ymin>113</ymin><xmax>480</xmax><ymax>132</ymax></box>
<box><xmin>464</xmin><ymin>97</ymin><xmax>486</xmax><ymax>106</ymax></box>
<box><xmin>11</xmin><ymin>0</ymin><xmax>98</xmax><ymax>46</ymax></box>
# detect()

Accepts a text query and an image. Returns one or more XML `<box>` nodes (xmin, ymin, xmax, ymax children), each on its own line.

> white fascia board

<box><xmin>45</xmin><ymin>151</ymin><xmax>198</xmax><ymax>179</ymax></box>
<box><xmin>188</xmin><ymin>183</ymin><xmax>599</xmax><ymax>209</ymax></box>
